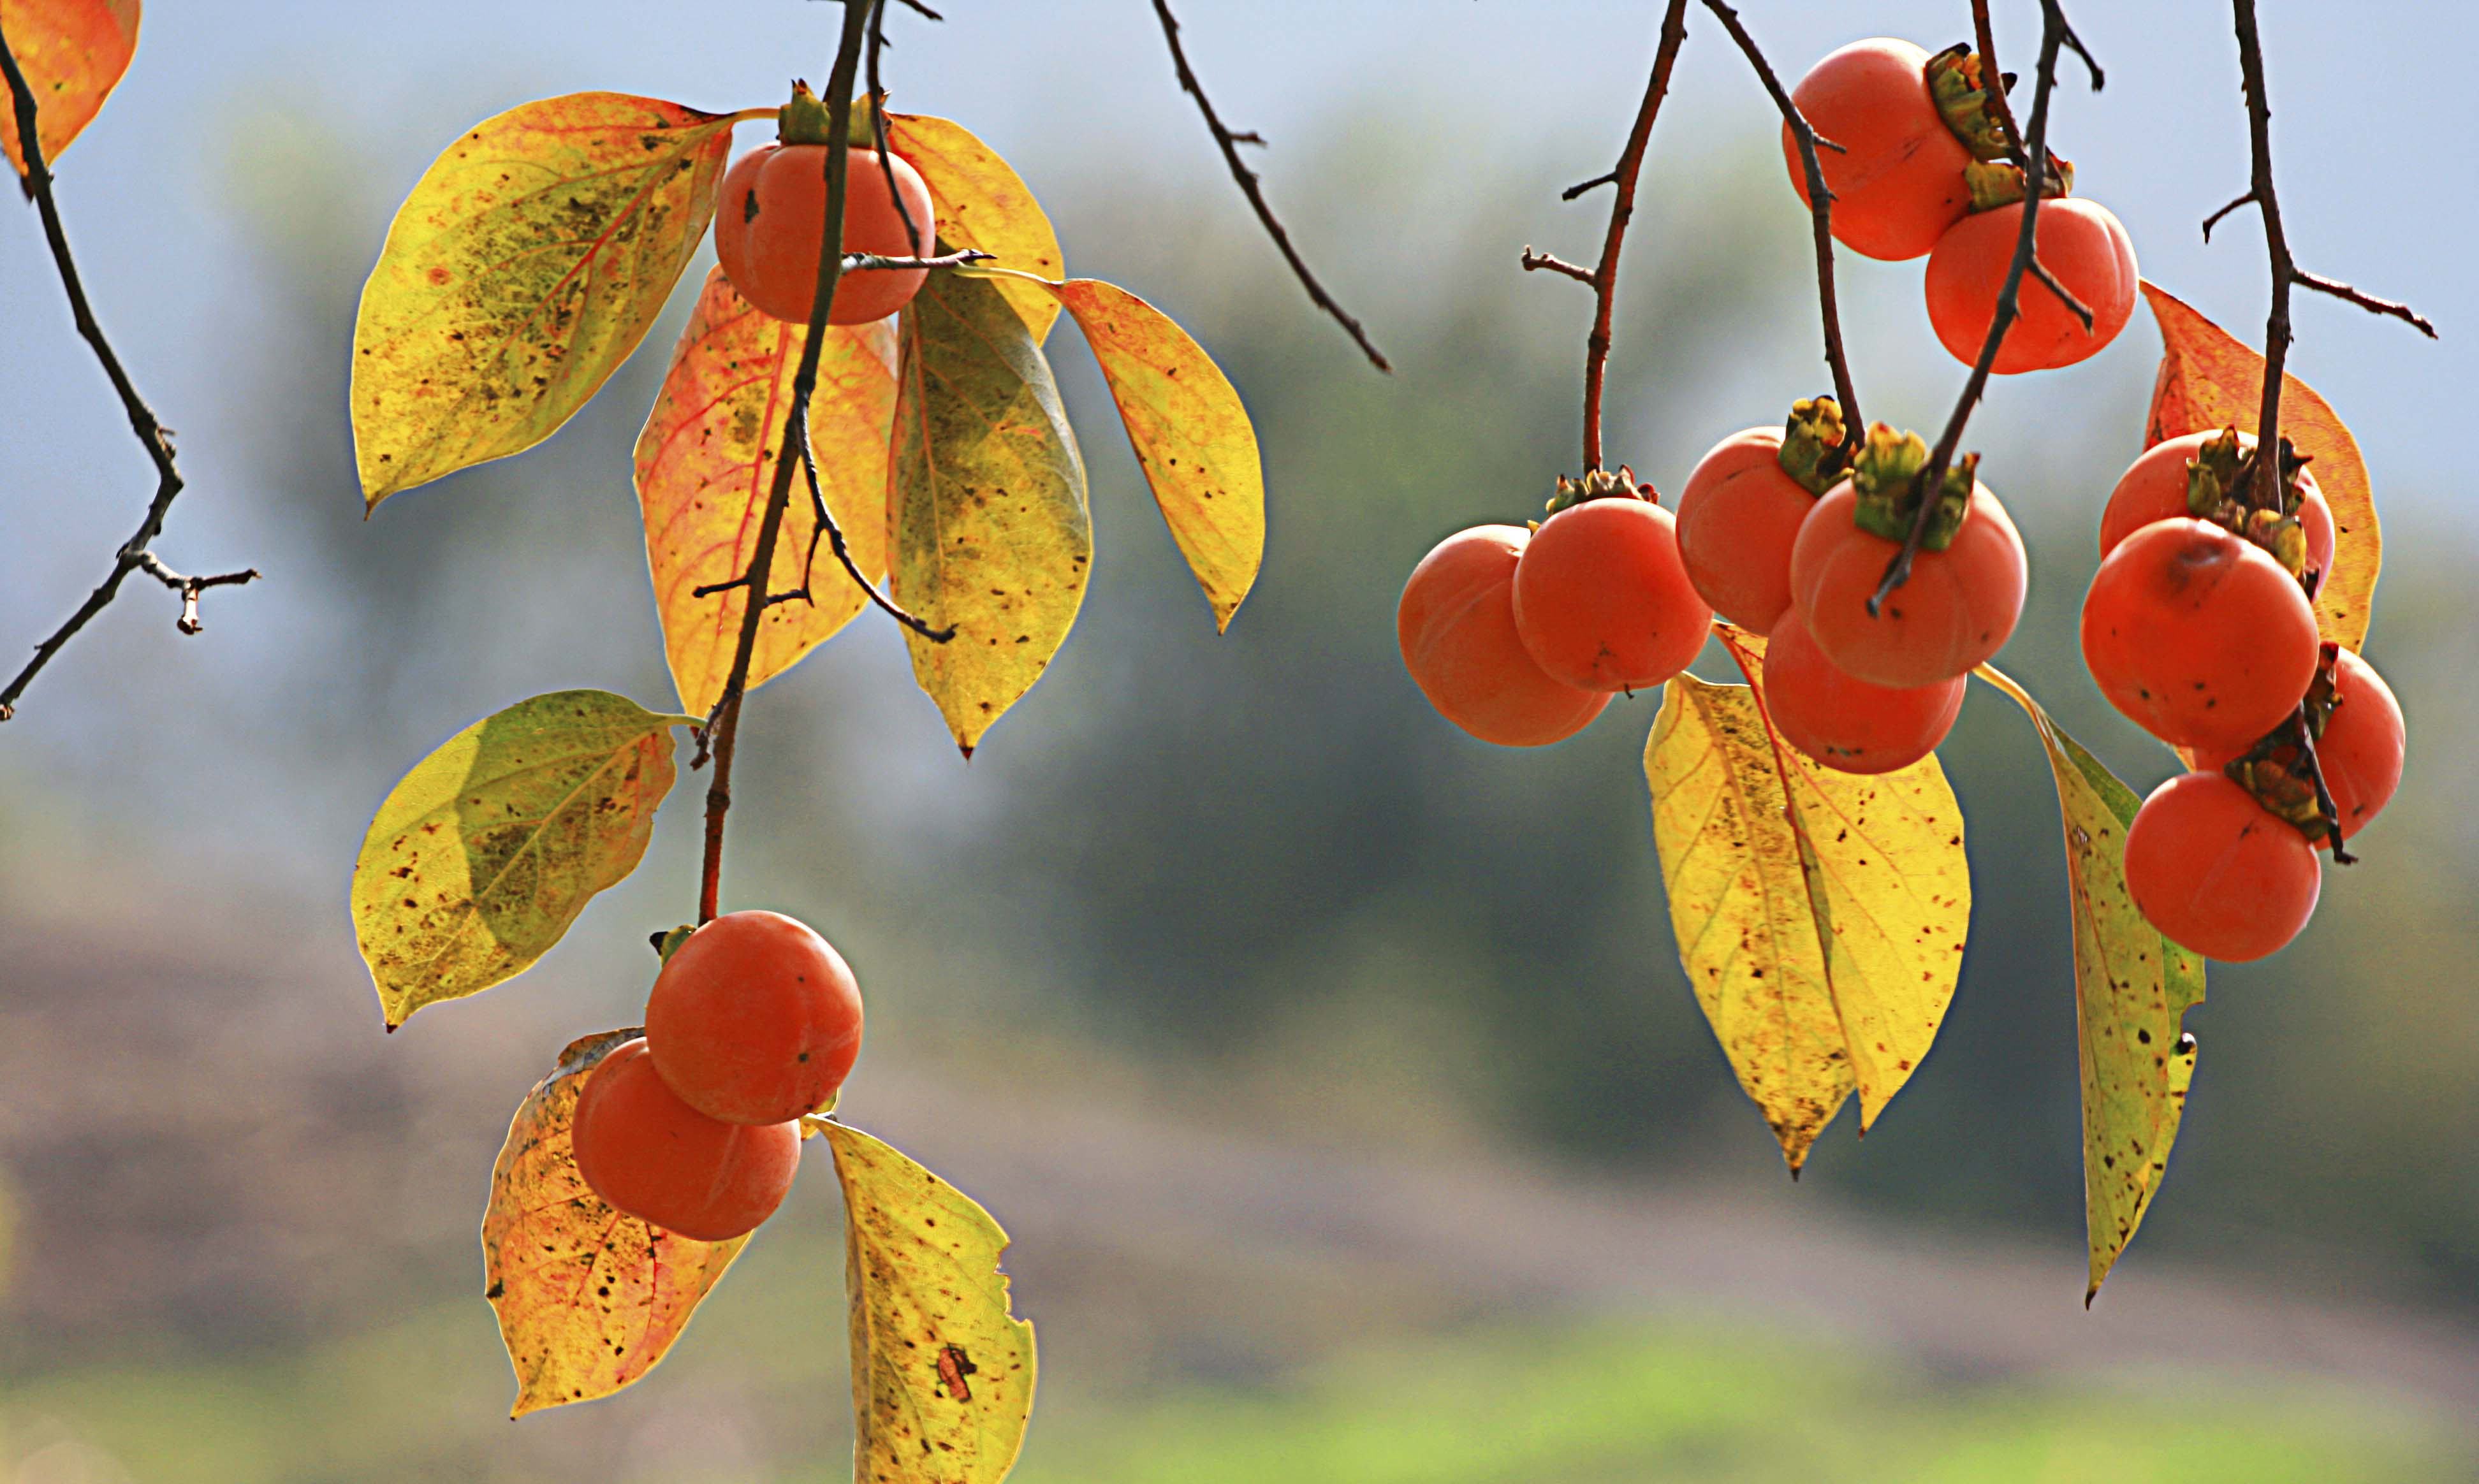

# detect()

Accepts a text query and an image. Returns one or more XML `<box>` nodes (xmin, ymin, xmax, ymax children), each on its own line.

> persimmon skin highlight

<box><xmin>571</xmin><ymin>1038</ymin><xmax>801</xmax><ymax>1242</ymax></box>
<box><xmin>1674</xmin><ymin>428</ymin><xmax>1815</xmax><ymax>635</ymax></box>
<box><xmin>2098</xmin><ymin>430</ymin><xmax>2336</xmax><ymax>583</ymax></box>
<box><xmin>1399</xmin><ymin>526</ymin><xmax>1609</xmax><ymax>746</ymax></box>
<box><xmin>1924</xmin><ymin>198</ymin><xmax>2138</xmax><ymax>373</ymax></box>
<box><xmin>1788</xmin><ymin>480</ymin><xmax>2027</xmax><ymax>688</ymax></box>
<box><xmin>1783</xmin><ymin>38</ymin><xmax>1975</xmax><ymax>261</ymax></box>
<box><xmin>2124</xmin><ymin>772</ymin><xmax>2320</xmax><ymax>962</ymax></box>
<box><xmin>1762</xmin><ymin>609</ymin><xmax>1965</xmax><ymax>775</ymax></box>
<box><xmin>1512</xmin><ymin>499</ymin><xmax>1712</xmax><ymax>692</ymax></box>
<box><xmin>2196</xmin><ymin>646</ymin><xmax>2404</xmax><ymax>845</ymax></box>
<box><xmin>646</xmin><ymin>910</ymin><xmax>864</xmax><ymax>1126</ymax></box>
<box><xmin>2080</xmin><ymin>518</ymin><xmax>2320</xmax><ymax>752</ymax></box>
<box><xmin>715</xmin><ymin>145</ymin><xmax>937</xmax><ymax>325</ymax></box>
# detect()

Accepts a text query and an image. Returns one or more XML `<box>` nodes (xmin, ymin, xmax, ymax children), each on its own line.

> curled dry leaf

<box><xmin>353</xmin><ymin>92</ymin><xmax>738</xmax><ymax>509</ymax></box>
<box><xmin>0</xmin><ymin>0</ymin><xmax>139</xmax><ymax>175</ymax></box>
<box><xmin>483</xmin><ymin>1029</ymin><xmax>749</xmax><ymax>1416</ymax></box>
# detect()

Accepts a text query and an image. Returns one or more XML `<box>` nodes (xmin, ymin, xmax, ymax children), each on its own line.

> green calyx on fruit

<box><xmin>2219</xmin><ymin>642</ymin><xmax>2347</xmax><ymax>845</ymax></box>
<box><xmin>654</xmin><ymin>923</ymin><xmax>698</xmax><ymax>962</ymax></box>
<box><xmin>2186</xmin><ymin>426</ymin><xmax>2318</xmax><ymax>580</ymax></box>
<box><xmin>777</xmin><ymin>81</ymin><xmax>834</xmax><ymax>145</ymax></box>
<box><xmin>1848</xmin><ymin>423</ymin><xmax>1975</xmax><ymax>551</ymax></box>
<box><xmin>1963</xmin><ymin>153</ymin><xmax>2074</xmax><ymax>212</ymax></box>
<box><xmin>1926</xmin><ymin>45</ymin><xmax>2014</xmax><ymax>163</ymax></box>
<box><xmin>1776</xmin><ymin>395</ymin><xmax>1851</xmax><ymax>497</ymax></box>
<box><xmin>1546</xmin><ymin>465</ymin><xmax>1653</xmax><ymax>516</ymax></box>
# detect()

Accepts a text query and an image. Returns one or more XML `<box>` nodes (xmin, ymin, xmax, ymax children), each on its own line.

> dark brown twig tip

<box><xmin>2292</xmin><ymin>270</ymin><xmax>2438</xmax><ymax>338</ymax></box>
<box><xmin>2200</xmin><ymin>190</ymin><xmax>2257</xmax><ymax>242</ymax></box>
<box><xmin>1560</xmin><ymin>170</ymin><xmax>1620</xmax><ymax>200</ymax></box>
<box><xmin>2028</xmin><ymin>257</ymin><xmax>2095</xmax><ymax>330</ymax></box>
<box><xmin>1149</xmin><ymin>0</ymin><xmax>1390</xmax><ymax>372</ymax></box>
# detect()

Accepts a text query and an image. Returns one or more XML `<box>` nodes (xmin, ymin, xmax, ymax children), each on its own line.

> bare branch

<box><xmin>844</xmin><ymin>247</ymin><xmax>991</xmax><ymax>272</ymax></box>
<box><xmin>791</xmin><ymin>404</ymin><xmax>954</xmax><ymax>641</ymax></box>
<box><xmin>2292</xmin><ymin>269</ymin><xmax>2438</xmax><ymax>338</ymax></box>
<box><xmin>2026</xmin><ymin>256</ymin><xmax>2095</xmax><ymax>330</ymax></box>
<box><xmin>1970</xmin><ymin>0</ymin><xmax>2028</xmax><ymax>164</ymax></box>
<box><xmin>1519</xmin><ymin>247</ymin><xmax>1596</xmax><ymax>284</ymax></box>
<box><xmin>2199</xmin><ymin>189</ymin><xmax>2256</xmax><ymax>242</ymax></box>
<box><xmin>1149</xmin><ymin>0</ymin><xmax>1390</xmax><ymax>371</ymax></box>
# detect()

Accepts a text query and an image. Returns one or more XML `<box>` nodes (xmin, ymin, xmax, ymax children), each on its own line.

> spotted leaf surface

<box><xmin>886</xmin><ymin>112</ymin><xmax>1064</xmax><ymax>340</ymax></box>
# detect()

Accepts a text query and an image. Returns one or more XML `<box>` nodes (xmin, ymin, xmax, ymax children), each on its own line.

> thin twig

<box><xmin>791</xmin><ymin>404</ymin><xmax>953</xmax><ymax>641</ymax></box>
<box><xmin>1518</xmin><ymin>248</ymin><xmax>1595</xmax><ymax>284</ymax></box>
<box><xmin>2198</xmin><ymin>189</ymin><xmax>2255</xmax><ymax>242</ymax></box>
<box><xmin>867</xmin><ymin>0</ymin><xmax>926</xmax><ymax>259</ymax></box>
<box><xmin>1149</xmin><ymin>0</ymin><xmax>1389</xmax><ymax>372</ymax></box>
<box><xmin>2027</xmin><ymin>256</ymin><xmax>2094</xmax><ymax>330</ymax></box>
<box><xmin>1702</xmin><ymin>0</ymin><xmax>1862</xmax><ymax>442</ymax></box>
<box><xmin>0</xmin><ymin>19</ymin><xmax>257</xmax><ymax>721</ymax></box>
<box><xmin>1970</xmin><ymin>0</ymin><xmax>2028</xmax><ymax>163</ymax></box>
<box><xmin>1560</xmin><ymin>170</ymin><xmax>1619</xmax><ymax>201</ymax></box>
<box><xmin>2292</xmin><ymin>702</ymin><xmax>2356</xmax><ymax>866</ymax></box>
<box><xmin>1872</xmin><ymin>0</ymin><xmax>2076</xmax><ymax>613</ymax></box>
<box><xmin>2292</xmin><ymin>270</ymin><xmax>2437</xmax><ymax>337</ymax></box>
<box><xmin>843</xmin><ymin>247</ymin><xmax>990</xmax><ymax>272</ymax></box>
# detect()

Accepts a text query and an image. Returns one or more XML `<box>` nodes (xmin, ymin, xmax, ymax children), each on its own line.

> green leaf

<box><xmin>483</xmin><ymin>1029</ymin><xmax>748</xmax><ymax>1417</ymax></box>
<box><xmin>351</xmin><ymin>690</ymin><xmax>690</xmax><ymax>1028</ymax></box>
<box><xmin>351</xmin><ymin>92</ymin><xmax>740</xmax><ymax>509</ymax></box>
<box><xmin>1977</xmin><ymin>666</ymin><xmax>2206</xmax><ymax>1302</ymax></box>
<box><xmin>890</xmin><ymin>270</ymin><xmax>1091</xmax><ymax>756</ymax></box>
<box><xmin>819</xmin><ymin>1119</ymin><xmax>1036</xmax><ymax>1483</ymax></box>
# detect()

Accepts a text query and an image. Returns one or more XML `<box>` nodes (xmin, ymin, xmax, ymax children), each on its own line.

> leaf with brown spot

<box><xmin>0</xmin><ymin>0</ymin><xmax>139</xmax><ymax>177</ymax></box>
<box><xmin>636</xmin><ymin>266</ymin><xmax>898</xmax><ymax>715</ymax></box>
<box><xmin>886</xmin><ymin>112</ymin><xmax>1064</xmax><ymax>340</ymax></box>
<box><xmin>1644</xmin><ymin>630</ymin><xmax>1971</xmax><ymax>1171</ymax></box>
<box><xmin>2141</xmin><ymin>280</ymin><xmax>2379</xmax><ymax>649</ymax></box>
<box><xmin>1977</xmin><ymin>665</ymin><xmax>2205</xmax><ymax>1302</ymax></box>
<box><xmin>483</xmin><ymin>1030</ymin><xmax>749</xmax><ymax>1417</ymax></box>
<box><xmin>890</xmin><ymin>269</ymin><xmax>1090</xmax><ymax>755</ymax></box>
<box><xmin>820</xmin><ymin>1119</ymin><xmax>1035</xmax><ymax>1483</ymax></box>
<box><xmin>350</xmin><ymin>690</ymin><xmax>691</xmax><ymax>1027</ymax></box>
<box><xmin>352</xmin><ymin>92</ymin><xmax>742</xmax><ymax>509</ymax></box>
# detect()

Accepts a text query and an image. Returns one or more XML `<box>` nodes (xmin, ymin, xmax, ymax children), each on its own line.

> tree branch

<box><xmin>0</xmin><ymin>18</ymin><xmax>258</xmax><ymax>722</ymax></box>
<box><xmin>791</xmin><ymin>402</ymin><xmax>953</xmax><ymax>641</ymax></box>
<box><xmin>1149</xmin><ymin>0</ymin><xmax>1389</xmax><ymax>372</ymax></box>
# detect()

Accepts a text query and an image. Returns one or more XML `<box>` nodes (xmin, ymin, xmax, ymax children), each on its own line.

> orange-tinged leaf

<box><xmin>635</xmin><ymin>267</ymin><xmax>898</xmax><ymax>715</ymax></box>
<box><xmin>1645</xmin><ymin>632</ymin><xmax>1971</xmax><ymax>1170</ymax></box>
<box><xmin>819</xmin><ymin>1119</ymin><xmax>1035</xmax><ymax>1483</ymax></box>
<box><xmin>891</xmin><ymin>270</ymin><xmax>1090</xmax><ymax>756</ymax></box>
<box><xmin>351</xmin><ymin>690</ymin><xmax>690</xmax><ymax>1028</ymax></box>
<box><xmin>886</xmin><ymin>112</ymin><xmax>1064</xmax><ymax>340</ymax></box>
<box><xmin>985</xmin><ymin>272</ymin><xmax>1263</xmax><ymax>632</ymax></box>
<box><xmin>0</xmin><ymin>0</ymin><xmax>138</xmax><ymax>176</ymax></box>
<box><xmin>2140</xmin><ymin>280</ymin><xmax>2378</xmax><ymax>649</ymax></box>
<box><xmin>352</xmin><ymin>92</ymin><xmax>740</xmax><ymax>510</ymax></box>
<box><xmin>1977</xmin><ymin>665</ymin><xmax>2205</xmax><ymax>1302</ymax></box>
<box><xmin>484</xmin><ymin>1029</ymin><xmax>749</xmax><ymax>1417</ymax></box>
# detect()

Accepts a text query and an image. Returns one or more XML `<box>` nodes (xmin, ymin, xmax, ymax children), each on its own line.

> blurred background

<box><xmin>3</xmin><ymin>1</ymin><xmax>2475</xmax><ymax>1479</ymax></box>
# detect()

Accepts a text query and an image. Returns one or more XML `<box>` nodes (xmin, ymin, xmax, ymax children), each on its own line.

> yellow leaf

<box><xmin>0</xmin><ymin>0</ymin><xmax>138</xmax><ymax>176</ymax></box>
<box><xmin>886</xmin><ymin>112</ymin><xmax>1064</xmax><ymax>340</ymax></box>
<box><xmin>983</xmin><ymin>272</ymin><xmax>1263</xmax><ymax>632</ymax></box>
<box><xmin>1644</xmin><ymin>631</ymin><xmax>1971</xmax><ymax>1171</ymax></box>
<box><xmin>2140</xmin><ymin>280</ymin><xmax>2379</xmax><ymax>649</ymax></box>
<box><xmin>635</xmin><ymin>266</ymin><xmax>898</xmax><ymax>716</ymax></box>
<box><xmin>352</xmin><ymin>92</ymin><xmax>740</xmax><ymax>510</ymax></box>
<box><xmin>483</xmin><ymin>1030</ymin><xmax>749</xmax><ymax>1417</ymax></box>
<box><xmin>891</xmin><ymin>270</ymin><xmax>1090</xmax><ymax>756</ymax></box>
<box><xmin>820</xmin><ymin>1119</ymin><xmax>1035</xmax><ymax>1484</ymax></box>
<box><xmin>1977</xmin><ymin>666</ymin><xmax>2205</xmax><ymax>1304</ymax></box>
<box><xmin>351</xmin><ymin>690</ymin><xmax>689</xmax><ymax>1028</ymax></box>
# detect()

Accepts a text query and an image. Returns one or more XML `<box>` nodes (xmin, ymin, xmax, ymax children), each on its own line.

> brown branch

<box><xmin>844</xmin><ymin>248</ymin><xmax>991</xmax><ymax>272</ymax></box>
<box><xmin>2292</xmin><ymin>269</ymin><xmax>2436</xmax><ymax>338</ymax></box>
<box><xmin>1702</xmin><ymin>0</ymin><xmax>1862</xmax><ymax>442</ymax></box>
<box><xmin>1519</xmin><ymin>248</ymin><xmax>1595</xmax><ymax>284</ymax></box>
<box><xmin>0</xmin><ymin>18</ymin><xmax>257</xmax><ymax>722</ymax></box>
<box><xmin>790</xmin><ymin>403</ymin><xmax>953</xmax><ymax>641</ymax></box>
<box><xmin>1149</xmin><ymin>0</ymin><xmax>1390</xmax><ymax>372</ymax></box>
<box><xmin>1873</xmin><ymin>0</ymin><xmax>2077</xmax><ymax>613</ymax></box>
<box><xmin>698</xmin><ymin>0</ymin><xmax>875</xmax><ymax>924</ymax></box>
<box><xmin>2198</xmin><ymin>189</ymin><xmax>2255</xmax><ymax>242</ymax></box>
<box><xmin>867</xmin><ymin>0</ymin><xmax>927</xmax><ymax>259</ymax></box>
<box><xmin>1970</xmin><ymin>0</ymin><xmax>2028</xmax><ymax>163</ymax></box>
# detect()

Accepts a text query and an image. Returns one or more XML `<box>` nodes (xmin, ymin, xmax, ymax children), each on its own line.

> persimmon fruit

<box><xmin>2124</xmin><ymin>772</ymin><xmax>2321</xmax><ymax>962</ymax></box>
<box><xmin>1789</xmin><ymin>479</ymin><xmax>2026</xmax><ymax>688</ymax></box>
<box><xmin>2080</xmin><ymin>518</ymin><xmax>2320</xmax><ymax>751</ymax></box>
<box><xmin>1674</xmin><ymin>427</ymin><xmax>1817</xmax><ymax>635</ymax></box>
<box><xmin>1924</xmin><ymin>198</ymin><xmax>2137</xmax><ymax>373</ymax></box>
<box><xmin>645</xmin><ymin>910</ymin><xmax>864</xmax><ymax>1126</ymax></box>
<box><xmin>2196</xmin><ymin>646</ymin><xmax>2404</xmax><ymax>844</ymax></box>
<box><xmin>1512</xmin><ymin>497</ymin><xmax>1711</xmax><ymax>692</ymax></box>
<box><xmin>1399</xmin><ymin>526</ymin><xmax>1609</xmax><ymax>746</ymax></box>
<box><xmin>571</xmin><ymin>1038</ymin><xmax>802</xmax><ymax>1242</ymax></box>
<box><xmin>1782</xmin><ymin>38</ymin><xmax>1975</xmax><ymax>261</ymax></box>
<box><xmin>1762</xmin><ymin>610</ymin><xmax>1966</xmax><ymax>775</ymax></box>
<box><xmin>2098</xmin><ymin>430</ymin><xmax>2336</xmax><ymax>583</ymax></box>
<box><xmin>715</xmin><ymin>144</ymin><xmax>937</xmax><ymax>325</ymax></box>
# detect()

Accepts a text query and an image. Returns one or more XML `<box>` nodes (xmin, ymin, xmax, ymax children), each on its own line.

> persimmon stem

<box><xmin>1150</xmin><ymin>0</ymin><xmax>1390</xmax><ymax>372</ymax></box>
<box><xmin>698</xmin><ymin>0</ymin><xmax>874</xmax><ymax>924</ymax></box>
<box><xmin>0</xmin><ymin>18</ymin><xmax>258</xmax><ymax>722</ymax></box>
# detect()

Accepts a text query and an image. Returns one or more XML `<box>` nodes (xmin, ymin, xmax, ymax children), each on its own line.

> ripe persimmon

<box><xmin>2098</xmin><ymin>430</ymin><xmax>2336</xmax><ymax>585</ymax></box>
<box><xmin>715</xmin><ymin>144</ymin><xmax>937</xmax><ymax>325</ymax></box>
<box><xmin>2124</xmin><ymin>772</ymin><xmax>2320</xmax><ymax>962</ymax></box>
<box><xmin>1789</xmin><ymin>478</ymin><xmax>2026</xmax><ymax>688</ymax></box>
<box><xmin>571</xmin><ymin>1038</ymin><xmax>801</xmax><ymax>1242</ymax></box>
<box><xmin>1675</xmin><ymin>425</ymin><xmax>1828</xmax><ymax>635</ymax></box>
<box><xmin>1924</xmin><ymin>198</ymin><xmax>2137</xmax><ymax>373</ymax></box>
<box><xmin>2197</xmin><ymin>646</ymin><xmax>2404</xmax><ymax>845</ymax></box>
<box><xmin>1762</xmin><ymin>609</ymin><xmax>1965</xmax><ymax>775</ymax></box>
<box><xmin>2080</xmin><ymin>518</ymin><xmax>2320</xmax><ymax>752</ymax></box>
<box><xmin>1512</xmin><ymin>495</ymin><xmax>1711</xmax><ymax>692</ymax></box>
<box><xmin>646</xmin><ymin>910</ymin><xmax>863</xmax><ymax>1126</ymax></box>
<box><xmin>1399</xmin><ymin>526</ymin><xmax>1609</xmax><ymax>746</ymax></box>
<box><xmin>1783</xmin><ymin>38</ymin><xmax>1975</xmax><ymax>261</ymax></box>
